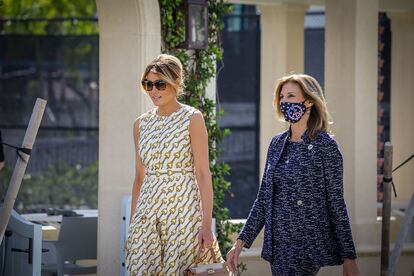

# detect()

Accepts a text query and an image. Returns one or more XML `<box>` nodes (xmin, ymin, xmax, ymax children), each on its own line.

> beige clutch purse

<box><xmin>184</xmin><ymin>247</ymin><xmax>229</xmax><ymax>276</ymax></box>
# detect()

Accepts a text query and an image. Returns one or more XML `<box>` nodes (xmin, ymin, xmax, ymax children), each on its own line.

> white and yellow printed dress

<box><xmin>125</xmin><ymin>104</ymin><xmax>222</xmax><ymax>275</ymax></box>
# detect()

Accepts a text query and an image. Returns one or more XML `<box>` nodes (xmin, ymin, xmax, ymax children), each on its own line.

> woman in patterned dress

<box><xmin>125</xmin><ymin>54</ymin><xmax>221</xmax><ymax>275</ymax></box>
<box><xmin>227</xmin><ymin>73</ymin><xmax>360</xmax><ymax>276</ymax></box>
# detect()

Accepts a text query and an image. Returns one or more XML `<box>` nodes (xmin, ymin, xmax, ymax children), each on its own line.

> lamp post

<box><xmin>181</xmin><ymin>0</ymin><xmax>208</xmax><ymax>49</ymax></box>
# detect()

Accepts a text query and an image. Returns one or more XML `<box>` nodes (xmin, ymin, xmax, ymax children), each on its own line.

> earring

<box><xmin>306</xmin><ymin>108</ymin><xmax>311</xmax><ymax>114</ymax></box>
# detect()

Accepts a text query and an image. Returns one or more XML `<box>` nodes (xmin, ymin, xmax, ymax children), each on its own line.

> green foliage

<box><xmin>0</xmin><ymin>162</ymin><xmax>98</xmax><ymax>212</ymax></box>
<box><xmin>0</xmin><ymin>0</ymin><xmax>99</xmax><ymax>129</ymax></box>
<box><xmin>0</xmin><ymin>0</ymin><xmax>98</xmax><ymax>35</ymax></box>
<box><xmin>159</xmin><ymin>0</ymin><xmax>244</xmax><ymax>264</ymax></box>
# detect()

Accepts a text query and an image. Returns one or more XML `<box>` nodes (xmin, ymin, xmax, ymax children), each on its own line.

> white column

<box><xmin>325</xmin><ymin>0</ymin><xmax>379</xmax><ymax>245</ymax></box>
<box><xmin>259</xmin><ymin>3</ymin><xmax>307</xmax><ymax>172</ymax></box>
<box><xmin>388</xmin><ymin>12</ymin><xmax>414</xmax><ymax>204</ymax></box>
<box><xmin>96</xmin><ymin>0</ymin><xmax>160</xmax><ymax>275</ymax></box>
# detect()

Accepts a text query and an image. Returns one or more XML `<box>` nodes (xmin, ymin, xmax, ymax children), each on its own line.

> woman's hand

<box><xmin>226</xmin><ymin>240</ymin><xmax>244</xmax><ymax>273</ymax></box>
<box><xmin>198</xmin><ymin>225</ymin><xmax>214</xmax><ymax>249</ymax></box>
<box><xmin>343</xmin><ymin>258</ymin><xmax>360</xmax><ymax>276</ymax></box>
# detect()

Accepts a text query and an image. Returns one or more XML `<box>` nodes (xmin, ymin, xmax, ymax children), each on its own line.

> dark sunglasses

<box><xmin>141</xmin><ymin>79</ymin><xmax>167</xmax><ymax>91</ymax></box>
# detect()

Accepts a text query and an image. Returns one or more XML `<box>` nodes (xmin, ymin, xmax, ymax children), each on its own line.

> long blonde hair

<box><xmin>141</xmin><ymin>54</ymin><xmax>184</xmax><ymax>96</ymax></box>
<box><xmin>273</xmin><ymin>73</ymin><xmax>330</xmax><ymax>140</ymax></box>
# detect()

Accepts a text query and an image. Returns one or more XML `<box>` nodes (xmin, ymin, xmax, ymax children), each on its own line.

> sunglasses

<box><xmin>141</xmin><ymin>79</ymin><xmax>167</xmax><ymax>91</ymax></box>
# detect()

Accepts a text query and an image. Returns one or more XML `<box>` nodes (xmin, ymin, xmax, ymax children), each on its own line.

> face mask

<box><xmin>280</xmin><ymin>101</ymin><xmax>307</xmax><ymax>123</ymax></box>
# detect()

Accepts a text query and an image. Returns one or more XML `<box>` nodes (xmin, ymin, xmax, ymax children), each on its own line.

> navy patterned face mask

<box><xmin>280</xmin><ymin>101</ymin><xmax>307</xmax><ymax>123</ymax></box>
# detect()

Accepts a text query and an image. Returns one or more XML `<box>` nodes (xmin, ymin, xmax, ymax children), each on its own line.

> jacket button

<box><xmin>297</xmin><ymin>200</ymin><xmax>303</xmax><ymax>206</ymax></box>
<box><xmin>308</xmin><ymin>144</ymin><xmax>313</xmax><ymax>150</ymax></box>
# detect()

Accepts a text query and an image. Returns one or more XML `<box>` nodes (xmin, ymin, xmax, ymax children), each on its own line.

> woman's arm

<box><xmin>130</xmin><ymin>118</ymin><xmax>146</xmax><ymax>222</ymax></box>
<box><xmin>227</xmin><ymin>138</ymin><xmax>275</xmax><ymax>273</ymax></box>
<box><xmin>322</xmin><ymin>138</ymin><xmax>357</xmax><ymax>261</ymax></box>
<box><xmin>189</xmin><ymin>112</ymin><xmax>214</xmax><ymax>247</ymax></box>
<box><xmin>237</xmin><ymin>138</ymin><xmax>275</xmax><ymax>248</ymax></box>
<box><xmin>226</xmin><ymin>239</ymin><xmax>246</xmax><ymax>272</ymax></box>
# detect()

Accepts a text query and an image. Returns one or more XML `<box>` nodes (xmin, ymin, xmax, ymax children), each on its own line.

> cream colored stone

<box><xmin>230</xmin><ymin>0</ymin><xmax>323</xmax><ymax>6</ymax></box>
<box><xmin>259</xmin><ymin>3</ymin><xmax>307</xmax><ymax>173</ymax></box>
<box><xmin>388</xmin><ymin>12</ymin><xmax>414</xmax><ymax>205</ymax></box>
<box><xmin>325</xmin><ymin>0</ymin><xmax>378</xmax><ymax>242</ymax></box>
<box><xmin>96</xmin><ymin>0</ymin><xmax>160</xmax><ymax>275</ymax></box>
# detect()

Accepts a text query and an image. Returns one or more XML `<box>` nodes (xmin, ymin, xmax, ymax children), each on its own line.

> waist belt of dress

<box><xmin>146</xmin><ymin>168</ymin><xmax>194</xmax><ymax>177</ymax></box>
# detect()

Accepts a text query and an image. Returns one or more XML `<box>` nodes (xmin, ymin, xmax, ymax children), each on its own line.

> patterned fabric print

<box><xmin>271</xmin><ymin>140</ymin><xmax>321</xmax><ymax>275</ymax></box>
<box><xmin>125</xmin><ymin>105</ymin><xmax>222</xmax><ymax>275</ymax></box>
<box><xmin>270</xmin><ymin>260</ymin><xmax>319</xmax><ymax>276</ymax></box>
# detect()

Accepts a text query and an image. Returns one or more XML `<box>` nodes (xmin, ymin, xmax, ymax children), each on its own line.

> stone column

<box><xmin>325</xmin><ymin>0</ymin><xmax>379</xmax><ymax>245</ymax></box>
<box><xmin>95</xmin><ymin>0</ymin><xmax>160</xmax><ymax>274</ymax></box>
<box><xmin>388</xmin><ymin>12</ymin><xmax>414</xmax><ymax>204</ymax></box>
<box><xmin>259</xmin><ymin>3</ymin><xmax>308</xmax><ymax>172</ymax></box>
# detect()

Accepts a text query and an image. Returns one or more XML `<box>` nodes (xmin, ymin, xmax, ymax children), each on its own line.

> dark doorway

<box><xmin>217</xmin><ymin>5</ymin><xmax>260</xmax><ymax>219</ymax></box>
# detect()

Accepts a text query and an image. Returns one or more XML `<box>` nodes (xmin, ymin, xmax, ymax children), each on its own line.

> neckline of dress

<box><xmin>154</xmin><ymin>104</ymin><xmax>184</xmax><ymax>117</ymax></box>
<box><xmin>288</xmin><ymin>139</ymin><xmax>305</xmax><ymax>144</ymax></box>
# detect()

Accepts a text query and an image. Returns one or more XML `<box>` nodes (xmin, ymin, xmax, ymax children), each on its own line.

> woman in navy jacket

<box><xmin>227</xmin><ymin>74</ymin><xmax>360</xmax><ymax>275</ymax></box>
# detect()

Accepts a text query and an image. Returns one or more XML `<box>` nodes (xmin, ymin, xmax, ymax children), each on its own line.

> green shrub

<box><xmin>0</xmin><ymin>161</ymin><xmax>98</xmax><ymax>212</ymax></box>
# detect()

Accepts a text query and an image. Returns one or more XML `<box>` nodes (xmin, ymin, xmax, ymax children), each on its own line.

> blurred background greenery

<box><xmin>0</xmin><ymin>162</ymin><xmax>98</xmax><ymax>212</ymax></box>
<box><xmin>1</xmin><ymin>0</ymin><xmax>99</xmax><ymax>213</ymax></box>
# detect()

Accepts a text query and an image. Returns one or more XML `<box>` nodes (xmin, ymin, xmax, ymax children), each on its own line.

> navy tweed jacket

<box><xmin>238</xmin><ymin>130</ymin><xmax>357</xmax><ymax>266</ymax></box>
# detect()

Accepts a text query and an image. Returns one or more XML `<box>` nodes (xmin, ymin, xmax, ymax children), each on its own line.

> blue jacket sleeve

<box><xmin>323</xmin><ymin>138</ymin><xmax>357</xmax><ymax>260</ymax></box>
<box><xmin>237</xmin><ymin>138</ymin><xmax>274</xmax><ymax>248</ymax></box>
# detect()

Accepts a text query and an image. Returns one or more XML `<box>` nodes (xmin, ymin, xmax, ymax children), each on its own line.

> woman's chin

<box><xmin>151</xmin><ymin>99</ymin><xmax>162</xmax><ymax>106</ymax></box>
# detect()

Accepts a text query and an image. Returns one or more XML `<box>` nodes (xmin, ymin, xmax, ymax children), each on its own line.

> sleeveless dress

<box><xmin>125</xmin><ymin>104</ymin><xmax>222</xmax><ymax>275</ymax></box>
